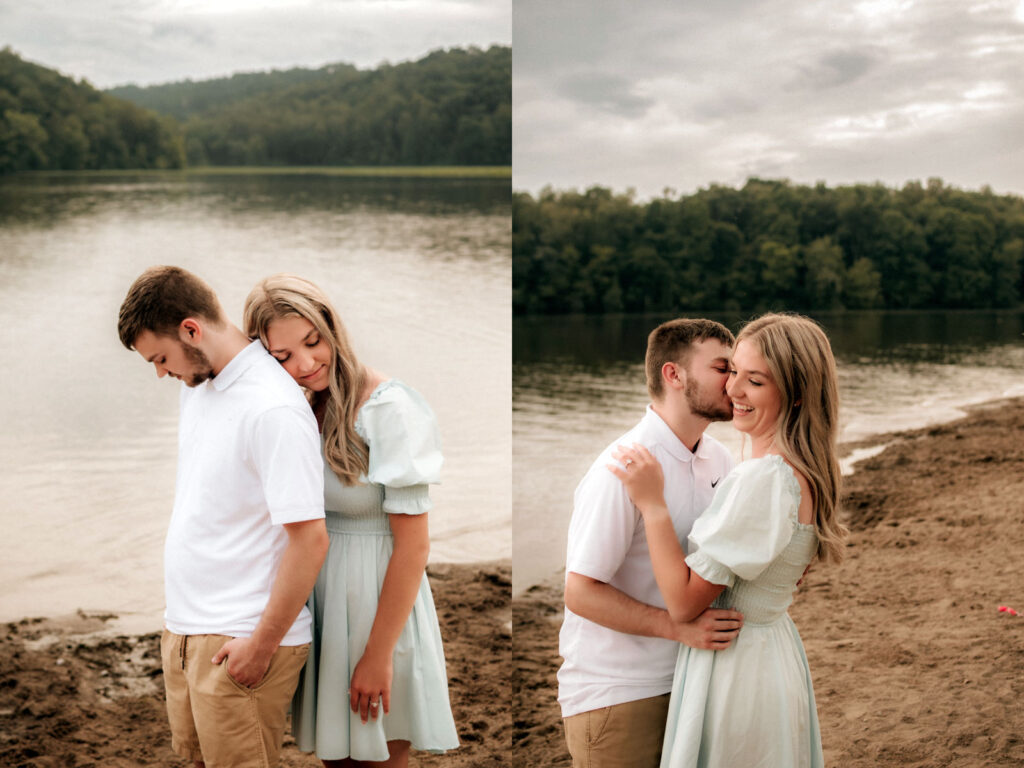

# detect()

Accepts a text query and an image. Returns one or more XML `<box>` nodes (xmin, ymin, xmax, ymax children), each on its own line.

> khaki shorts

<box><xmin>563</xmin><ymin>693</ymin><xmax>671</xmax><ymax>768</ymax></box>
<box><xmin>160</xmin><ymin>630</ymin><xmax>310</xmax><ymax>768</ymax></box>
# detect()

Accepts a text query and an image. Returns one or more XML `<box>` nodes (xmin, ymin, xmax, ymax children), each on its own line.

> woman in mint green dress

<box><xmin>245</xmin><ymin>275</ymin><xmax>458</xmax><ymax>768</ymax></box>
<box><xmin>611</xmin><ymin>313</ymin><xmax>847</xmax><ymax>768</ymax></box>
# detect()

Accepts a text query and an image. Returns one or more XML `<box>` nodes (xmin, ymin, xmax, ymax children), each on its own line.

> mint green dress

<box><xmin>660</xmin><ymin>455</ymin><xmax>824</xmax><ymax>768</ymax></box>
<box><xmin>291</xmin><ymin>380</ymin><xmax>459</xmax><ymax>762</ymax></box>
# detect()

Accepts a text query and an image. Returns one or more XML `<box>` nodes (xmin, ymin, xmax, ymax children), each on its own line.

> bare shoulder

<box><xmin>358</xmin><ymin>367</ymin><xmax>390</xmax><ymax>407</ymax></box>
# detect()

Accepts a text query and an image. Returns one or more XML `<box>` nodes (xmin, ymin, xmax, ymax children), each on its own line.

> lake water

<box><xmin>0</xmin><ymin>171</ymin><xmax>511</xmax><ymax>633</ymax></box>
<box><xmin>513</xmin><ymin>310</ymin><xmax>1024</xmax><ymax>594</ymax></box>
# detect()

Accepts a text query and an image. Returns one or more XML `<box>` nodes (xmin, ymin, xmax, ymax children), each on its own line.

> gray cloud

<box><xmin>513</xmin><ymin>0</ymin><xmax>1024</xmax><ymax>198</ymax></box>
<box><xmin>1</xmin><ymin>0</ymin><xmax>510</xmax><ymax>87</ymax></box>
<box><xmin>553</xmin><ymin>72</ymin><xmax>654</xmax><ymax>118</ymax></box>
<box><xmin>794</xmin><ymin>49</ymin><xmax>881</xmax><ymax>90</ymax></box>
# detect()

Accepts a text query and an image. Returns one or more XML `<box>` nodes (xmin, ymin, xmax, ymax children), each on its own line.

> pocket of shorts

<box><xmin>225</xmin><ymin>643</ymin><xmax>310</xmax><ymax>693</ymax></box>
<box><xmin>588</xmin><ymin>706</ymin><xmax>613</xmax><ymax>744</ymax></box>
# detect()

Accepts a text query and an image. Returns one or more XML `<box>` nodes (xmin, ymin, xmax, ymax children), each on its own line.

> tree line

<box><xmin>513</xmin><ymin>179</ymin><xmax>1024</xmax><ymax>314</ymax></box>
<box><xmin>0</xmin><ymin>48</ymin><xmax>184</xmax><ymax>173</ymax></box>
<box><xmin>1</xmin><ymin>45</ymin><xmax>510</xmax><ymax>174</ymax></box>
<box><xmin>111</xmin><ymin>45</ymin><xmax>510</xmax><ymax>167</ymax></box>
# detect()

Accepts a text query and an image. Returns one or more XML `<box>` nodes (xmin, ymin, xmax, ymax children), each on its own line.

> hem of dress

<box><xmin>297</xmin><ymin>742</ymin><xmax>460</xmax><ymax>760</ymax></box>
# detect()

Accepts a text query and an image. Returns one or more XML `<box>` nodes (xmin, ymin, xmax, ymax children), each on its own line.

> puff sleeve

<box><xmin>356</xmin><ymin>380</ymin><xmax>443</xmax><ymax>515</ymax></box>
<box><xmin>684</xmin><ymin>455</ymin><xmax>802</xmax><ymax>588</ymax></box>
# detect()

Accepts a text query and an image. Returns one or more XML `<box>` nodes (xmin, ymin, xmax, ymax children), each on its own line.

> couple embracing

<box><xmin>559</xmin><ymin>316</ymin><xmax>847</xmax><ymax>768</ymax></box>
<box><xmin>117</xmin><ymin>267</ymin><xmax>459</xmax><ymax>768</ymax></box>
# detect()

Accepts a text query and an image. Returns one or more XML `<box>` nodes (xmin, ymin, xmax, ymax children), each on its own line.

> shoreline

<box><xmin>513</xmin><ymin>396</ymin><xmax>1024</xmax><ymax>767</ymax></box>
<box><xmin>0</xmin><ymin>561</ymin><xmax>511</xmax><ymax>768</ymax></box>
<box><xmin>514</xmin><ymin>394</ymin><xmax>1023</xmax><ymax>597</ymax></box>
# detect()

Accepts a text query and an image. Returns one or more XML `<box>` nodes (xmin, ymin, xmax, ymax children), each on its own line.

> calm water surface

<box><xmin>0</xmin><ymin>171</ymin><xmax>511</xmax><ymax>632</ymax></box>
<box><xmin>514</xmin><ymin>310</ymin><xmax>1024</xmax><ymax>594</ymax></box>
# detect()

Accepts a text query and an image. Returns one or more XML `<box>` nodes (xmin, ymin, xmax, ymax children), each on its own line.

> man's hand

<box><xmin>667</xmin><ymin>607</ymin><xmax>743</xmax><ymax>650</ymax></box>
<box><xmin>211</xmin><ymin>636</ymin><xmax>275</xmax><ymax>688</ymax></box>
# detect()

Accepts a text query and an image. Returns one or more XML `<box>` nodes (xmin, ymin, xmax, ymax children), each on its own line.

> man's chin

<box><xmin>186</xmin><ymin>371</ymin><xmax>214</xmax><ymax>387</ymax></box>
<box><xmin>692</xmin><ymin>405</ymin><xmax>733</xmax><ymax>422</ymax></box>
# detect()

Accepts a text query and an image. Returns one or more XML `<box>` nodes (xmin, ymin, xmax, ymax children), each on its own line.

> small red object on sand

<box><xmin>999</xmin><ymin>605</ymin><xmax>1019</xmax><ymax>616</ymax></box>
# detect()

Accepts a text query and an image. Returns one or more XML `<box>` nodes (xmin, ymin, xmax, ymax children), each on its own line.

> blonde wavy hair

<box><xmin>244</xmin><ymin>274</ymin><xmax>368</xmax><ymax>486</ymax></box>
<box><xmin>736</xmin><ymin>313</ymin><xmax>848</xmax><ymax>564</ymax></box>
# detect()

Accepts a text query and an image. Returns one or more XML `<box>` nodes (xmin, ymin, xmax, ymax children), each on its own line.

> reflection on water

<box><xmin>0</xmin><ymin>171</ymin><xmax>510</xmax><ymax>632</ymax></box>
<box><xmin>514</xmin><ymin>309</ymin><xmax>1024</xmax><ymax>594</ymax></box>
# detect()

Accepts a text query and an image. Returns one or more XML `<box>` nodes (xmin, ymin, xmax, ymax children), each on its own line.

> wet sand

<box><xmin>0</xmin><ymin>562</ymin><xmax>511</xmax><ymax>768</ymax></box>
<box><xmin>513</xmin><ymin>397</ymin><xmax>1024</xmax><ymax>767</ymax></box>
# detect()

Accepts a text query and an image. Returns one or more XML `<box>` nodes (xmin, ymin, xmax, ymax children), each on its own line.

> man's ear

<box><xmin>661</xmin><ymin>361</ymin><xmax>686</xmax><ymax>393</ymax></box>
<box><xmin>179</xmin><ymin>318</ymin><xmax>202</xmax><ymax>344</ymax></box>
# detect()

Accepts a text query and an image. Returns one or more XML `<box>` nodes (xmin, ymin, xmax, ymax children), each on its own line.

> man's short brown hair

<box><xmin>117</xmin><ymin>266</ymin><xmax>224</xmax><ymax>349</ymax></box>
<box><xmin>645</xmin><ymin>318</ymin><xmax>735</xmax><ymax>399</ymax></box>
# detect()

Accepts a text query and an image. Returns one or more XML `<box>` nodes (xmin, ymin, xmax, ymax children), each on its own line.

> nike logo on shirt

<box><xmin>711</xmin><ymin>478</ymin><xmax>721</xmax><ymax>488</ymax></box>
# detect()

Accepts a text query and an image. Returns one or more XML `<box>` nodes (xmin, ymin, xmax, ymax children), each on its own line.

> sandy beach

<box><xmin>0</xmin><ymin>562</ymin><xmax>511</xmax><ymax>768</ymax></box>
<box><xmin>513</xmin><ymin>397</ymin><xmax>1024</xmax><ymax>767</ymax></box>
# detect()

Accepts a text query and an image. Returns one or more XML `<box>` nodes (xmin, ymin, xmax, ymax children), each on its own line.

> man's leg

<box><xmin>563</xmin><ymin>694</ymin><xmax>671</xmax><ymax>768</ymax></box>
<box><xmin>161</xmin><ymin>630</ymin><xmax>206</xmax><ymax>764</ymax></box>
<box><xmin>186</xmin><ymin>634</ymin><xmax>310</xmax><ymax>768</ymax></box>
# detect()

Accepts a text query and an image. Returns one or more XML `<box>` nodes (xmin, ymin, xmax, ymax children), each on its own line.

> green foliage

<box><xmin>0</xmin><ymin>48</ymin><xmax>185</xmax><ymax>173</ymax></box>
<box><xmin>513</xmin><ymin>179</ymin><xmax>1024</xmax><ymax>314</ymax></box>
<box><xmin>113</xmin><ymin>46</ymin><xmax>511</xmax><ymax>167</ymax></box>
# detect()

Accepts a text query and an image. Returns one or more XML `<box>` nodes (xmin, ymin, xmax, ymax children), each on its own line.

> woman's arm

<box><xmin>609</xmin><ymin>444</ymin><xmax>725</xmax><ymax>623</ymax></box>
<box><xmin>348</xmin><ymin>511</ymin><xmax>430</xmax><ymax>723</ymax></box>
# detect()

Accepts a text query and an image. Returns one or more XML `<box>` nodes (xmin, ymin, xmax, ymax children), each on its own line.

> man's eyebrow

<box><xmin>711</xmin><ymin>357</ymin><xmax>730</xmax><ymax>367</ymax></box>
<box><xmin>145</xmin><ymin>352</ymin><xmax>160</xmax><ymax>363</ymax></box>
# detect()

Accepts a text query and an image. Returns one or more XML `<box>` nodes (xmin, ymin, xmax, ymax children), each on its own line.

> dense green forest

<box><xmin>513</xmin><ymin>179</ymin><xmax>1024</xmax><ymax>314</ymax></box>
<box><xmin>110</xmin><ymin>46</ymin><xmax>510</xmax><ymax>167</ymax></box>
<box><xmin>0</xmin><ymin>48</ymin><xmax>184</xmax><ymax>173</ymax></box>
<box><xmin>0</xmin><ymin>45</ymin><xmax>510</xmax><ymax>174</ymax></box>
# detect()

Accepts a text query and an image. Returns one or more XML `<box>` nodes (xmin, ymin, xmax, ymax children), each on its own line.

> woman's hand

<box><xmin>349</xmin><ymin>647</ymin><xmax>393</xmax><ymax>723</ymax></box>
<box><xmin>608</xmin><ymin>444</ymin><xmax>669</xmax><ymax>517</ymax></box>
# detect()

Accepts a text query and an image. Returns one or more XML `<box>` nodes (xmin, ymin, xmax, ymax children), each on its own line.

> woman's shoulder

<box><xmin>728</xmin><ymin>454</ymin><xmax>802</xmax><ymax>500</ymax></box>
<box><xmin>355</xmin><ymin>379</ymin><xmax>439</xmax><ymax>448</ymax></box>
<box><xmin>357</xmin><ymin>379</ymin><xmax>434</xmax><ymax>425</ymax></box>
<box><xmin>356</xmin><ymin>379</ymin><xmax>442</xmax><ymax>489</ymax></box>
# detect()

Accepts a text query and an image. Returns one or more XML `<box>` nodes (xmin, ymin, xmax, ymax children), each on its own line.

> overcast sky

<box><xmin>514</xmin><ymin>0</ymin><xmax>1024</xmax><ymax>199</ymax></box>
<box><xmin>1</xmin><ymin>0</ymin><xmax>509</xmax><ymax>88</ymax></box>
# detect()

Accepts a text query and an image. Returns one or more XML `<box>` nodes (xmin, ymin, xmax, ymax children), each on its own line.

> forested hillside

<box><xmin>0</xmin><ymin>48</ymin><xmax>184</xmax><ymax>173</ymax></box>
<box><xmin>111</xmin><ymin>46</ymin><xmax>510</xmax><ymax>167</ymax></box>
<box><xmin>513</xmin><ymin>179</ymin><xmax>1024</xmax><ymax>314</ymax></box>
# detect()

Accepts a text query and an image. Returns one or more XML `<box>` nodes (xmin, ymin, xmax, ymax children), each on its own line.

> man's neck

<box><xmin>205</xmin><ymin>325</ymin><xmax>252</xmax><ymax>376</ymax></box>
<box><xmin>650</xmin><ymin>400</ymin><xmax>709</xmax><ymax>454</ymax></box>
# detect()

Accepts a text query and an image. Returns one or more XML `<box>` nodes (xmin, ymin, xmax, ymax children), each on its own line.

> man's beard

<box><xmin>685</xmin><ymin>376</ymin><xmax>732</xmax><ymax>422</ymax></box>
<box><xmin>181</xmin><ymin>342</ymin><xmax>214</xmax><ymax>387</ymax></box>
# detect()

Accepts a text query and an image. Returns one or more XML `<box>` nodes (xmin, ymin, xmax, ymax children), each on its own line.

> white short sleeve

<box><xmin>251</xmin><ymin>405</ymin><xmax>325</xmax><ymax>525</ymax></box>
<box><xmin>565</xmin><ymin>460</ymin><xmax>637</xmax><ymax>583</ymax></box>
<box><xmin>358</xmin><ymin>381</ymin><xmax>442</xmax><ymax>515</ymax></box>
<box><xmin>684</xmin><ymin>455</ymin><xmax>801</xmax><ymax>587</ymax></box>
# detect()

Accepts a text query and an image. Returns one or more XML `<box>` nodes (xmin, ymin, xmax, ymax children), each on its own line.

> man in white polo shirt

<box><xmin>118</xmin><ymin>266</ymin><xmax>329</xmax><ymax>768</ymax></box>
<box><xmin>558</xmin><ymin>318</ymin><xmax>744</xmax><ymax>768</ymax></box>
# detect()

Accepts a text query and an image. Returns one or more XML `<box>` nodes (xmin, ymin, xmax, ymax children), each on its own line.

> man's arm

<box><xmin>212</xmin><ymin>518</ymin><xmax>329</xmax><ymax>686</ymax></box>
<box><xmin>565</xmin><ymin>571</ymin><xmax>742</xmax><ymax>650</ymax></box>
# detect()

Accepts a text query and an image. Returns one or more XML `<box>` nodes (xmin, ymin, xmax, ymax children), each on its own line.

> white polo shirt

<box><xmin>164</xmin><ymin>340</ymin><xmax>325</xmax><ymax>645</ymax></box>
<box><xmin>557</xmin><ymin>406</ymin><xmax>734</xmax><ymax>717</ymax></box>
